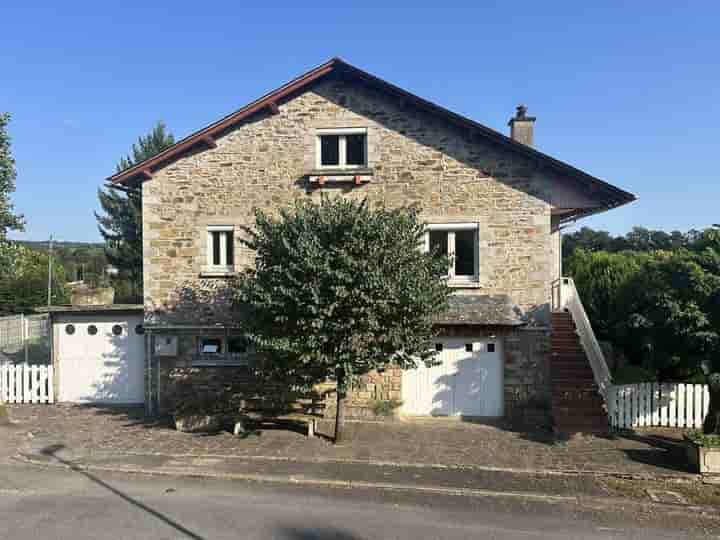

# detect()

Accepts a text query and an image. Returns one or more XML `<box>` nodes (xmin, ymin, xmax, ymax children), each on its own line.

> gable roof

<box><xmin>108</xmin><ymin>57</ymin><xmax>635</xmax><ymax>218</ymax></box>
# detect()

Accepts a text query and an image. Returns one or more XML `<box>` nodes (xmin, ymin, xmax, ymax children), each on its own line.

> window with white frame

<box><xmin>192</xmin><ymin>335</ymin><xmax>254</xmax><ymax>367</ymax></box>
<box><xmin>199</xmin><ymin>337</ymin><xmax>222</xmax><ymax>355</ymax></box>
<box><xmin>207</xmin><ymin>225</ymin><xmax>235</xmax><ymax>271</ymax></box>
<box><xmin>425</xmin><ymin>223</ymin><xmax>479</xmax><ymax>281</ymax></box>
<box><xmin>316</xmin><ymin>128</ymin><xmax>367</xmax><ymax>169</ymax></box>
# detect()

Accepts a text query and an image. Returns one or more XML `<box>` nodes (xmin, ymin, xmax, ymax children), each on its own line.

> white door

<box><xmin>402</xmin><ymin>338</ymin><xmax>503</xmax><ymax>417</ymax></box>
<box><xmin>57</xmin><ymin>316</ymin><xmax>145</xmax><ymax>404</ymax></box>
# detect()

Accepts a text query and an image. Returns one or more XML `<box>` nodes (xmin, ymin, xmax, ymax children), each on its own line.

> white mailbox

<box><xmin>154</xmin><ymin>336</ymin><xmax>178</xmax><ymax>357</ymax></box>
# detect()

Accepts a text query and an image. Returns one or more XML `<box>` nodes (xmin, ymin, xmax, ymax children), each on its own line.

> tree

<box><xmin>96</xmin><ymin>122</ymin><xmax>174</xmax><ymax>301</ymax></box>
<box><xmin>562</xmin><ymin>226</ymin><xmax>689</xmax><ymax>260</ymax></box>
<box><xmin>565</xmin><ymin>227</ymin><xmax>720</xmax><ymax>434</ymax></box>
<box><xmin>0</xmin><ymin>240</ymin><xmax>69</xmax><ymax>315</ymax></box>
<box><xmin>0</xmin><ymin>113</ymin><xmax>24</xmax><ymax>238</ymax></box>
<box><xmin>562</xmin><ymin>227</ymin><xmax>615</xmax><ymax>259</ymax></box>
<box><xmin>234</xmin><ymin>197</ymin><xmax>452</xmax><ymax>442</ymax></box>
<box><xmin>564</xmin><ymin>249</ymin><xmax>645</xmax><ymax>341</ymax></box>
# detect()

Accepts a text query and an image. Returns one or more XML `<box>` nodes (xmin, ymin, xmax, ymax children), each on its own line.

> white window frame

<box><xmin>206</xmin><ymin>225</ymin><xmax>235</xmax><ymax>273</ymax></box>
<box><xmin>315</xmin><ymin>127</ymin><xmax>368</xmax><ymax>169</ymax></box>
<box><xmin>199</xmin><ymin>337</ymin><xmax>223</xmax><ymax>355</ymax></box>
<box><xmin>424</xmin><ymin>223</ymin><xmax>480</xmax><ymax>282</ymax></box>
<box><xmin>192</xmin><ymin>335</ymin><xmax>254</xmax><ymax>367</ymax></box>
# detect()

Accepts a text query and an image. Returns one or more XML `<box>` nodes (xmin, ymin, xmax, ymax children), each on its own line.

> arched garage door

<box><xmin>401</xmin><ymin>337</ymin><xmax>503</xmax><ymax>417</ymax></box>
<box><xmin>56</xmin><ymin>314</ymin><xmax>145</xmax><ymax>404</ymax></box>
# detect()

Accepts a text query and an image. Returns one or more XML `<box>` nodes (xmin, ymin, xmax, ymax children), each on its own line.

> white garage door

<box><xmin>401</xmin><ymin>338</ymin><xmax>503</xmax><ymax>417</ymax></box>
<box><xmin>57</xmin><ymin>316</ymin><xmax>145</xmax><ymax>404</ymax></box>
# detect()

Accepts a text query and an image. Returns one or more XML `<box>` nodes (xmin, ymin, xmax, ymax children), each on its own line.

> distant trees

<box><xmin>0</xmin><ymin>113</ymin><xmax>24</xmax><ymax>238</ymax></box>
<box><xmin>96</xmin><ymin>122</ymin><xmax>175</xmax><ymax>302</ymax></box>
<box><xmin>0</xmin><ymin>240</ymin><xmax>69</xmax><ymax>315</ymax></box>
<box><xmin>563</xmin><ymin>226</ymin><xmax>691</xmax><ymax>259</ymax></box>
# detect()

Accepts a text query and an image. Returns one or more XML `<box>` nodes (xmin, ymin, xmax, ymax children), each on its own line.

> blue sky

<box><xmin>3</xmin><ymin>2</ymin><xmax>719</xmax><ymax>242</ymax></box>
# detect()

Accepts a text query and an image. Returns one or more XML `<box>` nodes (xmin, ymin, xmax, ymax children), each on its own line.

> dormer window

<box><xmin>316</xmin><ymin>128</ymin><xmax>367</xmax><ymax>169</ymax></box>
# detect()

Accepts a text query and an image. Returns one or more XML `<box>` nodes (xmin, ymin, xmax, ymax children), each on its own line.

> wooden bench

<box><xmin>233</xmin><ymin>396</ymin><xmax>325</xmax><ymax>438</ymax></box>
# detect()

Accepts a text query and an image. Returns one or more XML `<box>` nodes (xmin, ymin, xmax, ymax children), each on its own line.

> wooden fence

<box><xmin>607</xmin><ymin>383</ymin><xmax>709</xmax><ymax>429</ymax></box>
<box><xmin>0</xmin><ymin>364</ymin><xmax>54</xmax><ymax>404</ymax></box>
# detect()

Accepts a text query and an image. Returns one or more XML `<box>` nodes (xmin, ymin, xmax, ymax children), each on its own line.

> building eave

<box><xmin>107</xmin><ymin>57</ymin><xmax>636</xmax><ymax>211</ymax></box>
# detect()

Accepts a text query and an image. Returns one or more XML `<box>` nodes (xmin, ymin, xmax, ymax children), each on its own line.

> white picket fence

<box><xmin>0</xmin><ymin>364</ymin><xmax>54</xmax><ymax>404</ymax></box>
<box><xmin>608</xmin><ymin>383</ymin><xmax>709</xmax><ymax>429</ymax></box>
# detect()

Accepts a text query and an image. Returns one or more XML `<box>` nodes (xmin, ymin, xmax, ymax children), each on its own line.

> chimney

<box><xmin>508</xmin><ymin>105</ymin><xmax>536</xmax><ymax>146</ymax></box>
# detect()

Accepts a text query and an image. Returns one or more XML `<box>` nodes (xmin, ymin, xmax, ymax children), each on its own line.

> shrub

<box><xmin>687</xmin><ymin>430</ymin><xmax>720</xmax><ymax>448</ymax></box>
<box><xmin>370</xmin><ymin>399</ymin><xmax>402</xmax><ymax>417</ymax></box>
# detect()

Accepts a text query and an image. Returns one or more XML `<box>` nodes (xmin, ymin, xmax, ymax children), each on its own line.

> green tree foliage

<box><xmin>565</xmin><ymin>227</ymin><xmax>720</xmax><ymax>433</ymax></box>
<box><xmin>0</xmin><ymin>240</ymin><xmax>68</xmax><ymax>315</ymax></box>
<box><xmin>563</xmin><ymin>226</ymin><xmax>688</xmax><ymax>259</ymax></box>
<box><xmin>234</xmin><ymin>197</ymin><xmax>452</xmax><ymax>442</ymax></box>
<box><xmin>96</xmin><ymin>122</ymin><xmax>174</xmax><ymax>302</ymax></box>
<box><xmin>564</xmin><ymin>249</ymin><xmax>645</xmax><ymax>340</ymax></box>
<box><xmin>0</xmin><ymin>113</ymin><xmax>24</xmax><ymax>238</ymax></box>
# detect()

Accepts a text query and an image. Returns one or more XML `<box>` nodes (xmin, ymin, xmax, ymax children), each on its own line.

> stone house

<box><xmin>109</xmin><ymin>58</ymin><xmax>635</xmax><ymax>428</ymax></box>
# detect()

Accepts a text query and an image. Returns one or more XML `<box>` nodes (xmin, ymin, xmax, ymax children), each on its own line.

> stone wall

<box><xmin>152</xmin><ymin>326</ymin><xmax>550</xmax><ymax>423</ymax></box>
<box><xmin>142</xmin><ymin>75</ymin><xmax>576</xmax><ymax>327</ymax></box>
<box><xmin>140</xmin><ymin>72</ymin><xmax>580</xmax><ymax>422</ymax></box>
<box><xmin>155</xmin><ymin>359</ymin><xmax>403</xmax><ymax>421</ymax></box>
<box><xmin>151</xmin><ymin>330</ymin><xmax>403</xmax><ymax>421</ymax></box>
<box><xmin>503</xmin><ymin>328</ymin><xmax>552</xmax><ymax>428</ymax></box>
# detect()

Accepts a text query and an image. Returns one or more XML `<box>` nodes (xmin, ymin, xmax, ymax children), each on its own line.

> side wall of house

<box><xmin>153</xmin><ymin>326</ymin><xmax>551</xmax><ymax>424</ymax></box>
<box><xmin>142</xmin><ymin>76</ymin><xmax>573</xmax><ymax>420</ymax></box>
<box><xmin>142</xmin><ymin>77</ymin><xmax>565</xmax><ymax>326</ymax></box>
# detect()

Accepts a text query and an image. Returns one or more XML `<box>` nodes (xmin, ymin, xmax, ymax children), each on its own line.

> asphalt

<box><xmin>19</xmin><ymin>444</ymin><xmax>607</xmax><ymax>497</ymax></box>
<box><xmin>12</xmin><ymin>441</ymin><xmax>720</xmax><ymax>521</ymax></box>
<box><xmin>1</xmin><ymin>462</ymin><xmax>717</xmax><ymax>539</ymax></box>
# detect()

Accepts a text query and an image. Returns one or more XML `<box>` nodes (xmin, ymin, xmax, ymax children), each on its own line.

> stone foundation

<box><xmin>150</xmin><ymin>326</ymin><xmax>551</xmax><ymax>424</ymax></box>
<box><xmin>503</xmin><ymin>327</ymin><xmax>553</xmax><ymax>428</ymax></box>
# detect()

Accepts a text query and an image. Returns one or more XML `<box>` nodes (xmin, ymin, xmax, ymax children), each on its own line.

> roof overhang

<box><xmin>108</xmin><ymin>57</ymin><xmax>636</xmax><ymax>215</ymax></box>
<box><xmin>35</xmin><ymin>304</ymin><xmax>144</xmax><ymax>315</ymax></box>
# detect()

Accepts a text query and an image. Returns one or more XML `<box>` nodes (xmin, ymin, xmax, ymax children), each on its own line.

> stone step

<box><xmin>551</xmin><ymin>394</ymin><xmax>604</xmax><ymax>404</ymax></box>
<box><xmin>551</xmin><ymin>348</ymin><xmax>585</xmax><ymax>356</ymax></box>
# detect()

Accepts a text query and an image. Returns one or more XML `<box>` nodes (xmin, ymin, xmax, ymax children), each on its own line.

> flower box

<box><xmin>685</xmin><ymin>434</ymin><xmax>720</xmax><ymax>475</ymax></box>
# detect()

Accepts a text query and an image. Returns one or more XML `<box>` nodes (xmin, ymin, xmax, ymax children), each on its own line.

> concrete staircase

<box><xmin>550</xmin><ymin>311</ymin><xmax>609</xmax><ymax>435</ymax></box>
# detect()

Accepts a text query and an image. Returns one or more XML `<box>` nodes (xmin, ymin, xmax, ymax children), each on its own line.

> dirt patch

<box><xmin>0</xmin><ymin>404</ymin><xmax>10</xmax><ymax>425</ymax></box>
<box><xmin>601</xmin><ymin>476</ymin><xmax>720</xmax><ymax>508</ymax></box>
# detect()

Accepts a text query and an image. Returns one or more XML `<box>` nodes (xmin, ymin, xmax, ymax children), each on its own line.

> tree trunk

<box><xmin>334</xmin><ymin>367</ymin><xmax>346</xmax><ymax>444</ymax></box>
<box><xmin>703</xmin><ymin>373</ymin><xmax>720</xmax><ymax>435</ymax></box>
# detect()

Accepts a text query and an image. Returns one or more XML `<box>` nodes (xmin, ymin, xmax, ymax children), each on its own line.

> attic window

<box><xmin>316</xmin><ymin>128</ymin><xmax>367</xmax><ymax>169</ymax></box>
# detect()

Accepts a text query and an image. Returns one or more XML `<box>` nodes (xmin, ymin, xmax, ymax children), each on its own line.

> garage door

<box><xmin>401</xmin><ymin>338</ymin><xmax>503</xmax><ymax>417</ymax></box>
<box><xmin>57</xmin><ymin>316</ymin><xmax>145</xmax><ymax>404</ymax></box>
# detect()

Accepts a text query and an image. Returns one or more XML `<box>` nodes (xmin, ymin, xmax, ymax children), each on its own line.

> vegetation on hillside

<box><xmin>0</xmin><ymin>240</ymin><xmax>69</xmax><ymax>315</ymax></box>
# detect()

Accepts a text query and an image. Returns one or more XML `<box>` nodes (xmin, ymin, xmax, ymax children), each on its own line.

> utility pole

<box><xmin>47</xmin><ymin>235</ymin><xmax>54</xmax><ymax>306</ymax></box>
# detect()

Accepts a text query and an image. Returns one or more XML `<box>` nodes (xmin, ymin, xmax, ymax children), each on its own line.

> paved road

<box><xmin>0</xmin><ymin>463</ymin><xmax>717</xmax><ymax>540</ymax></box>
